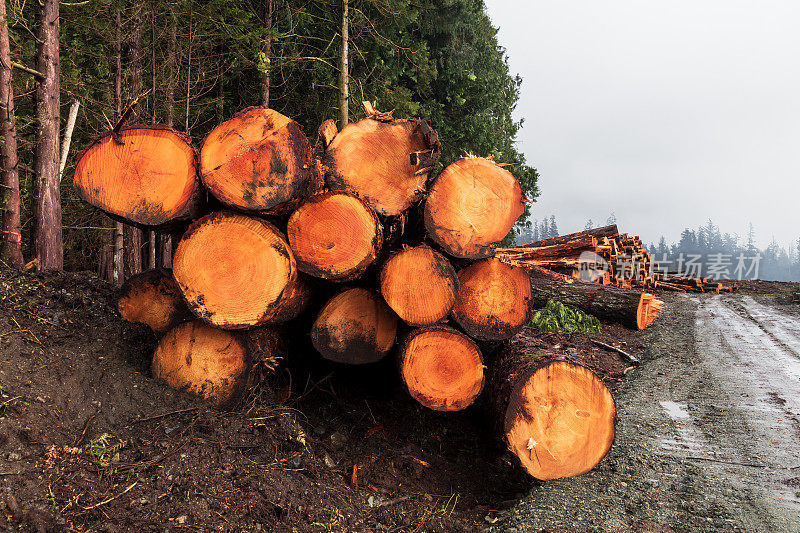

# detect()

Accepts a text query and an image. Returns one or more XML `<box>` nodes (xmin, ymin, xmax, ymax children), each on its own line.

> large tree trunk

<box><xmin>339</xmin><ymin>0</ymin><xmax>349</xmax><ymax>126</ymax></box>
<box><xmin>0</xmin><ymin>0</ymin><xmax>22</xmax><ymax>267</ymax></box>
<box><xmin>261</xmin><ymin>0</ymin><xmax>273</xmax><ymax>107</ymax></box>
<box><xmin>379</xmin><ymin>244</ymin><xmax>458</xmax><ymax>326</ymax></box>
<box><xmin>199</xmin><ymin>107</ymin><xmax>318</xmax><ymax>213</ymax></box>
<box><xmin>287</xmin><ymin>192</ymin><xmax>381</xmax><ymax>281</ymax></box>
<box><xmin>528</xmin><ymin>266</ymin><xmax>662</xmax><ymax>330</ymax></box>
<box><xmin>424</xmin><ymin>156</ymin><xmax>525</xmax><ymax>259</ymax></box>
<box><xmin>112</xmin><ymin>9</ymin><xmax>124</xmax><ymax>284</ymax></box>
<box><xmin>400</xmin><ymin>325</ymin><xmax>484</xmax><ymax>412</ymax></box>
<box><xmin>311</xmin><ymin>288</ymin><xmax>397</xmax><ymax>365</ymax></box>
<box><xmin>487</xmin><ymin>337</ymin><xmax>616</xmax><ymax>480</ymax></box>
<box><xmin>33</xmin><ymin>0</ymin><xmax>62</xmax><ymax>271</ymax></box>
<box><xmin>124</xmin><ymin>1</ymin><xmax>145</xmax><ymax>277</ymax></box>
<box><xmin>451</xmin><ymin>258</ymin><xmax>532</xmax><ymax>341</ymax></box>
<box><xmin>172</xmin><ymin>212</ymin><xmax>298</xmax><ymax>329</ymax></box>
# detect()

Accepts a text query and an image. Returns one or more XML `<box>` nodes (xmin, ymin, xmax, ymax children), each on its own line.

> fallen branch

<box><xmin>132</xmin><ymin>406</ymin><xmax>199</xmax><ymax>425</ymax></box>
<box><xmin>80</xmin><ymin>481</ymin><xmax>138</xmax><ymax>510</ymax></box>
<box><xmin>591</xmin><ymin>339</ymin><xmax>640</xmax><ymax>365</ymax></box>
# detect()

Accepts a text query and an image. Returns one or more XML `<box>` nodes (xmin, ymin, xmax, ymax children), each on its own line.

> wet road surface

<box><xmin>495</xmin><ymin>294</ymin><xmax>800</xmax><ymax>532</ymax></box>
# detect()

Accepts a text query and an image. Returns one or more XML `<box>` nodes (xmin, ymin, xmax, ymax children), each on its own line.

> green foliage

<box><xmin>86</xmin><ymin>433</ymin><xmax>123</xmax><ymax>467</ymax></box>
<box><xmin>7</xmin><ymin>0</ymin><xmax>538</xmax><ymax>271</ymax></box>
<box><xmin>0</xmin><ymin>384</ymin><xmax>11</xmax><ymax>416</ymax></box>
<box><xmin>529</xmin><ymin>300</ymin><xmax>601</xmax><ymax>334</ymax></box>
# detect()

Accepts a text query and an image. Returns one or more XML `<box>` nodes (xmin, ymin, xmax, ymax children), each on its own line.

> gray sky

<box><xmin>484</xmin><ymin>0</ymin><xmax>800</xmax><ymax>250</ymax></box>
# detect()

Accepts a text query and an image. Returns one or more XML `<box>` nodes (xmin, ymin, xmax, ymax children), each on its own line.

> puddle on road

<box><xmin>659</xmin><ymin>400</ymin><xmax>708</xmax><ymax>454</ymax></box>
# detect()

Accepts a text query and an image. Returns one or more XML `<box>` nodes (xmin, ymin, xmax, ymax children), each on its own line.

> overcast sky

<box><xmin>484</xmin><ymin>0</ymin><xmax>800</xmax><ymax>249</ymax></box>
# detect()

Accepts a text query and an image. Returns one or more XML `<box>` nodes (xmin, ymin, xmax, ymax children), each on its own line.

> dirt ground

<box><xmin>0</xmin><ymin>268</ymin><xmax>643</xmax><ymax>532</ymax></box>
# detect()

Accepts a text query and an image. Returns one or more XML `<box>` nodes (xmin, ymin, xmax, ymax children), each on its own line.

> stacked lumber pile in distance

<box><xmin>792</xmin><ymin>285</ymin><xmax>800</xmax><ymax>303</ymax></box>
<box><xmin>74</xmin><ymin>102</ymin><xmax>617</xmax><ymax>481</ymax></box>
<box><xmin>653</xmin><ymin>275</ymin><xmax>738</xmax><ymax>294</ymax></box>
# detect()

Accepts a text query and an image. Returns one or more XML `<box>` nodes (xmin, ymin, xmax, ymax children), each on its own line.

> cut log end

<box><xmin>505</xmin><ymin>360</ymin><xmax>615</xmax><ymax>480</ymax></box>
<box><xmin>311</xmin><ymin>288</ymin><xmax>397</xmax><ymax>365</ymax></box>
<box><xmin>380</xmin><ymin>245</ymin><xmax>458</xmax><ymax>326</ymax></box>
<box><xmin>400</xmin><ymin>327</ymin><xmax>484</xmax><ymax>412</ymax></box>
<box><xmin>637</xmin><ymin>293</ymin><xmax>663</xmax><ymax>330</ymax></box>
<box><xmin>117</xmin><ymin>268</ymin><xmax>188</xmax><ymax>335</ymax></box>
<box><xmin>152</xmin><ymin>321</ymin><xmax>248</xmax><ymax>407</ymax></box>
<box><xmin>323</xmin><ymin>117</ymin><xmax>440</xmax><ymax>216</ymax></box>
<box><xmin>288</xmin><ymin>192</ymin><xmax>381</xmax><ymax>281</ymax></box>
<box><xmin>200</xmin><ymin>107</ymin><xmax>318</xmax><ymax>212</ymax></box>
<box><xmin>425</xmin><ymin>156</ymin><xmax>525</xmax><ymax>259</ymax></box>
<box><xmin>452</xmin><ymin>258</ymin><xmax>532</xmax><ymax>340</ymax></box>
<box><xmin>174</xmin><ymin>212</ymin><xmax>296</xmax><ymax>329</ymax></box>
<box><xmin>73</xmin><ymin>126</ymin><xmax>202</xmax><ymax>228</ymax></box>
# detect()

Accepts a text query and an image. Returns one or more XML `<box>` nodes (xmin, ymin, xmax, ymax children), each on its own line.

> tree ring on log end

<box><xmin>173</xmin><ymin>212</ymin><xmax>296</xmax><ymax>329</ymax></box>
<box><xmin>401</xmin><ymin>326</ymin><xmax>484</xmax><ymax>411</ymax></box>
<box><xmin>287</xmin><ymin>192</ymin><xmax>382</xmax><ymax>281</ymax></box>
<box><xmin>505</xmin><ymin>360</ymin><xmax>615</xmax><ymax>480</ymax></box>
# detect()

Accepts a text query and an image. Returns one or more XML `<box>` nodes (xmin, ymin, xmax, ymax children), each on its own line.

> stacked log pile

<box><xmin>792</xmin><ymin>285</ymin><xmax>800</xmax><ymax>303</ymax></box>
<box><xmin>73</xmin><ymin>103</ymin><xmax>622</xmax><ymax>481</ymax></box>
<box><xmin>496</xmin><ymin>225</ymin><xmax>737</xmax><ymax>294</ymax></box>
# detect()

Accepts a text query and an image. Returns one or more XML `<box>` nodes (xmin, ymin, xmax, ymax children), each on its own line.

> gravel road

<box><xmin>492</xmin><ymin>293</ymin><xmax>800</xmax><ymax>532</ymax></box>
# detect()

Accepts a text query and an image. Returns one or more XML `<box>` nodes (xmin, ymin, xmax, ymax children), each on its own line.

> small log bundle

<box><xmin>200</xmin><ymin>107</ymin><xmax>319</xmax><ymax>213</ymax></box>
<box><xmin>497</xmin><ymin>224</ymin><xmax>736</xmax><ymax>294</ymax></box>
<box><xmin>117</xmin><ymin>268</ymin><xmax>189</xmax><ymax>335</ymax></box>
<box><xmin>425</xmin><ymin>156</ymin><xmax>526</xmax><ymax>259</ymax></box>
<box><xmin>173</xmin><ymin>212</ymin><xmax>297</xmax><ymax>329</ymax></box>
<box><xmin>73</xmin><ymin>126</ymin><xmax>203</xmax><ymax>228</ymax></box>
<box><xmin>527</xmin><ymin>266</ymin><xmax>662</xmax><ymax>330</ymax></box>
<box><xmin>400</xmin><ymin>326</ymin><xmax>484</xmax><ymax>412</ymax></box>
<box><xmin>792</xmin><ymin>284</ymin><xmax>800</xmax><ymax>303</ymax></box>
<box><xmin>487</xmin><ymin>338</ymin><xmax>616</xmax><ymax>480</ymax></box>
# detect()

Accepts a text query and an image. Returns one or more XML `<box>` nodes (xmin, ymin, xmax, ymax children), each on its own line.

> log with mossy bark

<box><xmin>424</xmin><ymin>156</ymin><xmax>525</xmax><ymax>259</ymax></box>
<box><xmin>399</xmin><ymin>325</ymin><xmax>484</xmax><ymax>412</ymax></box>
<box><xmin>486</xmin><ymin>337</ymin><xmax>616</xmax><ymax>480</ymax></box>
<box><xmin>322</xmin><ymin>103</ymin><xmax>440</xmax><ymax>217</ymax></box>
<box><xmin>73</xmin><ymin>126</ymin><xmax>203</xmax><ymax>228</ymax></box>
<box><xmin>117</xmin><ymin>268</ymin><xmax>189</xmax><ymax>335</ymax></box>
<box><xmin>527</xmin><ymin>266</ymin><xmax>662</xmax><ymax>330</ymax></box>
<box><xmin>200</xmin><ymin>107</ymin><xmax>320</xmax><ymax>214</ymax></box>
<box><xmin>173</xmin><ymin>211</ymin><xmax>299</xmax><ymax>329</ymax></box>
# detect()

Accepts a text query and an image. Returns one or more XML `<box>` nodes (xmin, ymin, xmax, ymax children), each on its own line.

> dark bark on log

<box><xmin>486</xmin><ymin>337</ymin><xmax>615</xmax><ymax>480</ymax></box>
<box><xmin>528</xmin><ymin>267</ymin><xmax>659</xmax><ymax>330</ymax></box>
<box><xmin>517</xmin><ymin>224</ymin><xmax>618</xmax><ymax>248</ymax></box>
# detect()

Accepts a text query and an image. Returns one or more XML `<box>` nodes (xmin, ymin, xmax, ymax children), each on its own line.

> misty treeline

<box><xmin>647</xmin><ymin>221</ymin><xmax>800</xmax><ymax>282</ymax></box>
<box><xmin>514</xmin><ymin>212</ymin><xmax>617</xmax><ymax>244</ymax></box>
<box><xmin>0</xmin><ymin>0</ymin><xmax>539</xmax><ymax>278</ymax></box>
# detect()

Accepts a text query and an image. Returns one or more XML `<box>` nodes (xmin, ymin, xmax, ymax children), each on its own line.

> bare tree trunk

<box><xmin>149</xmin><ymin>6</ymin><xmax>158</xmax><ymax>269</ymax></box>
<box><xmin>34</xmin><ymin>0</ymin><xmax>62</xmax><ymax>272</ymax></box>
<box><xmin>58</xmin><ymin>100</ymin><xmax>79</xmax><ymax>179</ymax></box>
<box><xmin>112</xmin><ymin>9</ymin><xmax>124</xmax><ymax>284</ymax></box>
<box><xmin>261</xmin><ymin>0</ymin><xmax>272</xmax><ymax>107</ymax></box>
<box><xmin>0</xmin><ymin>0</ymin><xmax>23</xmax><ymax>267</ymax></box>
<box><xmin>339</xmin><ymin>0</ymin><xmax>349</xmax><ymax>127</ymax></box>
<box><xmin>185</xmin><ymin>0</ymin><xmax>192</xmax><ymax>133</ymax></box>
<box><xmin>124</xmin><ymin>2</ymin><xmax>144</xmax><ymax>279</ymax></box>
<box><xmin>159</xmin><ymin>9</ymin><xmax>177</xmax><ymax>269</ymax></box>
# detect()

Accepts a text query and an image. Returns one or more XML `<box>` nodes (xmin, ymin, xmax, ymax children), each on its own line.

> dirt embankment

<box><xmin>0</xmin><ymin>268</ymin><xmax>644</xmax><ymax>532</ymax></box>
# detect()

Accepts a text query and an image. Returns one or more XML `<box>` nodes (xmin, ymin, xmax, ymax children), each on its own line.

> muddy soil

<box><xmin>0</xmin><ymin>269</ymin><xmax>638</xmax><ymax>532</ymax></box>
<box><xmin>494</xmin><ymin>290</ymin><xmax>800</xmax><ymax>532</ymax></box>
